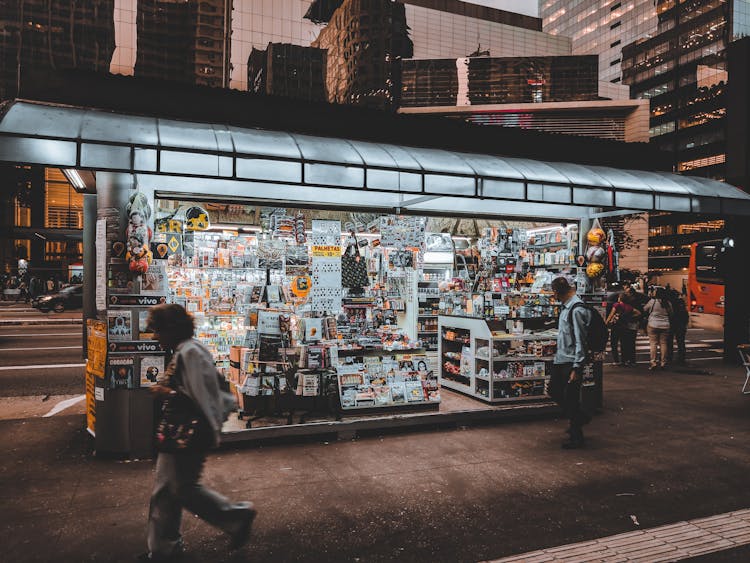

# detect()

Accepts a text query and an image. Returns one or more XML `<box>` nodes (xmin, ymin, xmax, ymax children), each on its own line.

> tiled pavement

<box><xmin>488</xmin><ymin>509</ymin><xmax>750</xmax><ymax>563</ymax></box>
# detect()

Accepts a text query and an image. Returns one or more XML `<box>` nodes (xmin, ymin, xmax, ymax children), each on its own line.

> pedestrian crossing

<box><xmin>609</xmin><ymin>328</ymin><xmax>725</xmax><ymax>364</ymax></box>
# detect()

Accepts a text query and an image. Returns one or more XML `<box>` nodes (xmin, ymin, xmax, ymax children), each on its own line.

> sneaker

<box><xmin>228</xmin><ymin>502</ymin><xmax>257</xmax><ymax>550</ymax></box>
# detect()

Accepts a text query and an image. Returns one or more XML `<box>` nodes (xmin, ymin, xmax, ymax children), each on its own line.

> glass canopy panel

<box><xmin>236</xmin><ymin>157</ymin><xmax>302</xmax><ymax>183</ymax></box>
<box><xmin>158</xmin><ymin>119</ymin><xmax>219</xmax><ymax>151</ymax></box>
<box><xmin>81</xmin><ymin>111</ymin><xmax>158</xmax><ymax>145</ymax></box>
<box><xmin>482</xmin><ymin>179</ymin><xmax>526</xmax><ymax>200</ymax></box>
<box><xmin>403</xmin><ymin>146</ymin><xmax>476</xmax><ymax>175</ymax></box>
<box><xmin>0</xmin><ymin>102</ymin><xmax>84</xmax><ymax>138</ymax></box>
<box><xmin>458</xmin><ymin>153</ymin><xmax>525</xmax><ymax>180</ymax></box>
<box><xmin>634</xmin><ymin>171</ymin><xmax>689</xmax><ymax>195</ymax></box>
<box><xmin>134</xmin><ymin>149</ymin><xmax>157</xmax><ymax>172</ymax></box>
<box><xmin>527</xmin><ymin>184</ymin><xmax>572</xmax><ymax>204</ymax></box>
<box><xmin>655</xmin><ymin>194</ymin><xmax>692</xmax><ymax>212</ymax></box>
<box><xmin>80</xmin><ymin>143</ymin><xmax>131</xmax><ymax>170</ymax></box>
<box><xmin>572</xmin><ymin>187</ymin><xmax>614</xmax><ymax>207</ymax></box>
<box><xmin>304</xmin><ymin>163</ymin><xmax>365</xmax><ymax>187</ymax></box>
<box><xmin>212</xmin><ymin>126</ymin><xmax>235</xmax><ymax>153</ymax></box>
<box><xmin>150</xmin><ymin>176</ymin><xmax>401</xmax><ymax>210</ymax></box>
<box><xmin>228</xmin><ymin>127</ymin><xmax>301</xmax><ymax>159</ymax></box>
<box><xmin>406</xmin><ymin>195</ymin><xmax>583</xmax><ymax>220</ymax></box>
<box><xmin>691</xmin><ymin>196</ymin><xmax>721</xmax><ymax>214</ymax></box>
<box><xmin>502</xmin><ymin>157</ymin><xmax>570</xmax><ymax>184</ymax></box>
<box><xmin>613</xmin><ymin>190</ymin><xmax>653</xmax><ymax>209</ymax></box>
<box><xmin>367</xmin><ymin>169</ymin><xmax>422</xmax><ymax>192</ymax></box>
<box><xmin>550</xmin><ymin>162</ymin><xmax>614</xmax><ymax>188</ymax></box>
<box><xmin>160</xmin><ymin>151</ymin><xmax>220</xmax><ymax>176</ymax></box>
<box><xmin>292</xmin><ymin>134</ymin><xmax>364</xmax><ymax>165</ymax></box>
<box><xmin>0</xmin><ymin>138</ymin><xmax>77</xmax><ymax>166</ymax></box>
<box><xmin>683</xmin><ymin>175</ymin><xmax>750</xmax><ymax>200</ymax></box>
<box><xmin>378</xmin><ymin>144</ymin><xmax>423</xmax><ymax>171</ymax></box>
<box><xmin>424</xmin><ymin>174</ymin><xmax>475</xmax><ymax>195</ymax></box>
<box><xmin>346</xmin><ymin>140</ymin><xmax>399</xmax><ymax>169</ymax></box>
<box><xmin>585</xmin><ymin>165</ymin><xmax>654</xmax><ymax>192</ymax></box>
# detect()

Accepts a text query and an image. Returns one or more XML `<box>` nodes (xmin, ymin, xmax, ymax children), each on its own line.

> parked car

<box><xmin>33</xmin><ymin>284</ymin><xmax>83</xmax><ymax>313</ymax></box>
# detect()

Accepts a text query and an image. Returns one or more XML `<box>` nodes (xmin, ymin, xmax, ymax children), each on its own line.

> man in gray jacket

<box><xmin>549</xmin><ymin>277</ymin><xmax>592</xmax><ymax>449</ymax></box>
<box><xmin>141</xmin><ymin>304</ymin><xmax>255</xmax><ymax>562</ymax></box>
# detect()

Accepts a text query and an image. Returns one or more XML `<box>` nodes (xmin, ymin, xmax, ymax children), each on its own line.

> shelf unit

<box><xmin>438</xmin><ymin>315</ymin><xmax>558</xmax><ymax>403</ymax></box>
<box><xmin>416</xmin><ymin>276</ymin><xmax>441</xmax><ymax>351</ymax></box>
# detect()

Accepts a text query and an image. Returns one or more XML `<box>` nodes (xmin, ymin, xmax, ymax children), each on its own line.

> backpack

<box><xmin>568</xmin><ymin>301</ymin><xmax>609</xmax><ymax>361</ymax></box>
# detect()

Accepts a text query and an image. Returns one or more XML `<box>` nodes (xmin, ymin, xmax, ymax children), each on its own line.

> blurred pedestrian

<box><xmin>667</xmin><ymin>292</ymin><xmax>689</xmax><ymax>365</ymax></box>
<box><xmin>604</xmin><ymin>284</ymin><xmax>621</xmax><ymax>366</ymax></box>
<box><xmin>140</xmin><ymin>304</ymin><xmax>255</xmax><ymax>562</ymax></box>
<box><xmin>644</xmin><ymin>287</ymin><xmax>674</xmax><ymax>370</ymax></box>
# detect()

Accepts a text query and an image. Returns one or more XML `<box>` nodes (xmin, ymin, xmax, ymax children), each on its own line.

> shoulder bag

<box><xmin>154</xmin><ymin>354</ymin><xmax>211</xmax><ymax>453</ymax></box>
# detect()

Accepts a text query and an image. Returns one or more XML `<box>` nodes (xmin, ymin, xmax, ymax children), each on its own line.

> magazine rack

<box><xmin>737</xmin><ymin>344</ymin><xmax>750</xmax><ymax>394</ymax></box>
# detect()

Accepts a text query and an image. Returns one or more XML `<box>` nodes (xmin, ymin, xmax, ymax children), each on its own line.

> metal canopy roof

<box><xmin>1</xmin><ymin>100</ymin><xmax>749</xmax><ymax>219</ymax></box>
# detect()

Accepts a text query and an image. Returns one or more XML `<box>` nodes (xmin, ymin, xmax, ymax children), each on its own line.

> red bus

<box><xmin>687</xmin><ymin>240</ymin><xmax>725</xmax><ymax>315</ymax></box>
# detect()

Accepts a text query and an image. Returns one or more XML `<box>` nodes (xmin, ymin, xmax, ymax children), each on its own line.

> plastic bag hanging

<box><xmin>585</xmin><ymin>218</ymin><xmax>607</xmax><ymax>279</ymax></box>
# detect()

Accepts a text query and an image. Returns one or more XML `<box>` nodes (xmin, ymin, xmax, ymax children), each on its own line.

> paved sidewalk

<box><xmin>2</xmin><ymin>360</ymin><xmax>750</xmax><ymax>562</ymax></box>
<box><xmin>490</xmin><ymin>510</ymin><xmax>750</xmax><ymax>562</ymax></box>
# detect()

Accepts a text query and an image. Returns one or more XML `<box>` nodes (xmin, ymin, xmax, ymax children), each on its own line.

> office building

<box><xmin>248</xmin><ymin>43</ymin><xmax>327</xmax><ymax>102</ymax></box>
<box><xmin>540</xmin><ymin>0</ymin><xmax>658</xmax><ymax>84</ymax></box>
<box><xmin>135</xmin><ymin>0</ymin><xmax>232</xmax><ymax>88</ymax></box>
<box><xmin>620</xmin><ymin>0</ymin><xmax>750</xmax><ymax>276</ymax></box>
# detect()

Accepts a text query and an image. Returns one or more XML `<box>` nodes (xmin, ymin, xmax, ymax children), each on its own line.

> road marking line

<box><xmin>42</xmin><ymin>394</ymin><xmax>85</xmax><ymax>417</ymax></box>
<box><xmin>0</xmin><ymin>363</ymin><xmax>86</xmax><ymax>371</ymax></box>
<box><xmin>1</xmin><ymin>346</ymin><xmax>81</xmax><ymax>351</ymax></box>
<box><xmin>0</xmin><ymin>332</ymin><xmax>80</xmax><ymax>337</ymax></box>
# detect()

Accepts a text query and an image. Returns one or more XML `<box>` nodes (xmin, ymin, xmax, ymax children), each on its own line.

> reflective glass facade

<box><xmin>622</xmin><ymin>0</ymin><xmax>731</xmax><ymax>180</ymax></box>
<box><xmin>540</xmin><ymin>0</ymin><xmax>658</xmax><ymax>83</ymax></box>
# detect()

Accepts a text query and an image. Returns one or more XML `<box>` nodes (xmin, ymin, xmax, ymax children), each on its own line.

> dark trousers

<box><xmin>619</xmin><ymin>328</ymin><xmax>637</xmax><ymax>365</ymax></box>
<box><xmin>609</xmin><ymin>327</ymin><xmax>621</xmax><ymax>363</ymax></box>
<box><xmin>548</xmin><ymin>363</ymin><xmax>590</xmax><ymax>431</ymax></box>
<box><xmin>148</xmin><ymin>450</ymin><xmax>246</xmax><ymax>557</ymax></box>
<box><xmin>667</xmin><ymin>327</ymin><xmax>687</xmax><ymax>364</ymax></box>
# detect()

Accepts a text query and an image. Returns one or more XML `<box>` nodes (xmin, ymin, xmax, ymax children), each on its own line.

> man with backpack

<box><xmin>549</xmin><ymin>276</ymin><xmax>608</xmax><ymax>449</ymax></box>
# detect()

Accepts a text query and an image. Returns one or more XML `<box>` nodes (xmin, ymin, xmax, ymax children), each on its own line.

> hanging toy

<box><xmin>584</xmin><ymin>219</ymin><xmax>607</xmax><ymax>279</ymax></box>
<box><xmin>125</xmin><ymin>192</ymin><xmax>153</xmax><ymax>274</ymax></box>
<box><xmin>294</xmin><ymin>211</ymin><xmax>306</xmax><ymax>244</ymax></box>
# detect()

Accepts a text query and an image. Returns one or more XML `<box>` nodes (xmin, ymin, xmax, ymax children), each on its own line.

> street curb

<box><xmin>0</xmin><ymin>319</ymin><xmax>83</xmax><ymax>326</ymax></box>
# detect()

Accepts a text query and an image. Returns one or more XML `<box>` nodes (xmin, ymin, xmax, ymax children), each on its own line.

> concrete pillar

<box><xmin>95</xmin><ymin>172</ymin><xmax>135</xmax><ymax>316</ymax></box>
<box><xmin>723</xmin><ymin>216</ymin><xmax>750</xmax><ymax>363</ymax></box>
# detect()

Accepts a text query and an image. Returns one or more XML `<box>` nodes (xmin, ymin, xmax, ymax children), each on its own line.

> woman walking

<box><xmin>141</xmin><ymin>304</ymin><xmax>255</xmax><ymax>562</ymax></box>
<box><xmin>643</xmin><ymin>287</ymin><xmax>673</xmax><ymax>371</ymax></box>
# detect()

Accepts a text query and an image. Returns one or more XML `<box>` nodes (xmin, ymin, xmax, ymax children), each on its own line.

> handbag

<box><xmin>341</xmin><ymin>235</ymin><xmax>369</xmax><ymax>289</ymax></box>
<box><xmin>155</xmin><ymin>355</ymin><xmax>211</xmax><ymax>453</ymax></box>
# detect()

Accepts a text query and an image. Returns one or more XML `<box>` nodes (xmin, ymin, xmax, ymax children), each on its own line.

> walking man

<box><xmin>549</xmin><ymin>276</ymin><xmax>592</xmax><ymax>449</ymax></box>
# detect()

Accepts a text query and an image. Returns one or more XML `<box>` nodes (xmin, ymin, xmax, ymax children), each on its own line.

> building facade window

<box><xmin>45</xmin><ymin>168</ymin><xmax>83</xmax><ymax>229</ymax></box>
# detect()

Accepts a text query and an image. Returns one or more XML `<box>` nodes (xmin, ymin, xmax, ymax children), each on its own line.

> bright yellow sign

<box><xmin>311</xmin><ymin>245</ymin><xmax>341</xmax><ymax>257</ymax></box>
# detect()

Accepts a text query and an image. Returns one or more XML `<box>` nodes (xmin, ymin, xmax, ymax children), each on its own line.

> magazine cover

<box><xmin>139</xmin><ymin>355</ymin><xmax>164</xmax><ymax>387</ymax></box>
<box><xmin>141</xmin><ymin>261</ymin><xmax>168</xmax><ymax>294</ymax></box>
<box><xmin>390</xmin><ymin>381</ymin><xmax>406</xmax><ymax>404</ymax></box>
<box><xmin>260</xmin><ymin>375</ymin><xmax>276</xmax><ymax>396</ymax></box>
<box><xmin>304</xmin><ymin>317</ymin><xmax>324</xmax><ymax>342</ymax></box>
<box><xmin>107</xmin><ymin>310</ymin><xmax>132</xmax><ymax>341</ymax></box>
<box><xmin>405</xmin><ymin>380</ymin><xmax>425</xmax><ymax>403</ymax></box>
<box><xmin>302</xmin><ymin>372</ymin><xmax>319</xmax><ymax>396</ymax></box>
<box><xmin>138</xmin><ymin>310</ymin><xmax>153</xmax><ymax>340</ymax></box>
<box><xmin>241</xmin><ymin>375</ymin><xmax>260</xmax><ymax>396</ymax></box>
<box><xmin>373</xmin><ymin>385</ymin><xmax>392</xmax><ymax>406</ymax></box>
<box><xmin>108</xmin><ymin>356</ymin><xmax>134</xmax><ymax>389</ymax></box>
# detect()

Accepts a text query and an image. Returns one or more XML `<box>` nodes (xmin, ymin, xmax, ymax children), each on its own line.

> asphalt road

<box><xmin>0</xmin><ymin>323</ymin><xmax>85</xmax><ymax>397</ymax></box>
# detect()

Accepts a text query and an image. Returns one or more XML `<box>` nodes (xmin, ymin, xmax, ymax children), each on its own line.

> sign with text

<box><xmin>108</xmin><ymin>340</ymin><xmax>164</xmax><ymax>354</ymax></box>
<box><xmin>108</xmin><ymin>294</ymin><xmax>167</xmax><ymax>307</ymax></box>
